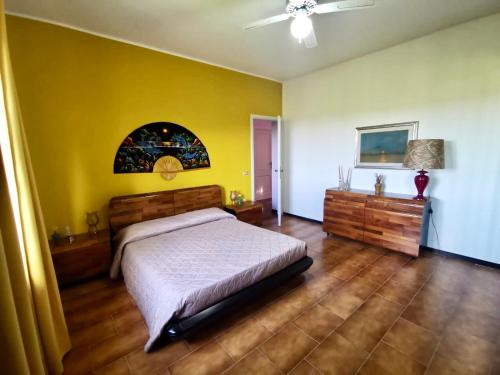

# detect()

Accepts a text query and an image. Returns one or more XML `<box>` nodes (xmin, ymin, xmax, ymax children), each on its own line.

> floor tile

<box><xmin>90</xmin><ymin>320</ymin><xmax>148</xmax><ymax>370</ymax></box>
<box><xmin>356</xmin><ymin>294</ymin><xmax>403</xmax><ymax>318</ymax></box>
<box><xmin>343</xmin><ymin>276</ymin><xmax>379</xmax><ymax>299</ymax></box>
<box><xmin>376</xmin><ymin>278</ymin><xmax>420</xmax><ymax>305</ymax></box>
<box><xmin>426</xmin><ymin>353</ymin><xmax>491</xmax><ymax>375</ymax></box>
<box><xmin>223</xmin><ymin>349</ymin><xmax>281</xmax><ymax>375</ymax></box>
<box><xmin>357</xmin><ymin>264</ymin><xmax>395</xmax><ymax>285</ymax></box>
<box><xmin>288</xmin><ymin>360</ymin><xmax>321</xmax><ymax>375</ymax></box>
<box><xmin>294</xmin><ymin>303</ymin><xmax>344</xmax><ymax>341</ymax></box>
<box><xmin>336</xmin><ymin>295</ymin><xmax>402</xmax><ymax>353</ymax></box>
<box><xmin>63</xmin><ymin>283</ymin><xmax>127</xmax><ymax>314</ymax></box>
<box><xmin>329</xmin><ymin>262</ymin><xmax>363</xmax><ymax>281</ymax></box>
<box><xmin>320</xmin><ymin>288</ymin><xmax>365</xmax><ymax>320</ymax></box>
<box><xmin>390</xmin><ymin>265</ymin><xmax>429</xmax><ymax>287</ymax></box>
<box><xmin>255</xmin><ymin>297</ymin><xmax>303</xmax><ymax>333</ymax></box>
<box><xmin>345</xmin><ymin>247</ymin><xmax>385</xmax><ymax>268</ymax></box>
<box><xmin>372</xmin><ymin>253</ymin><xmax>410</xmax><ymax>270</ymax></box>
<box><xmin>306</xmin><ymin>332</ymin><xmax>368</xmax><ymax>374</ymax></box>
<box><xmin>437</xmin><ymin>330</ymin><xmax>497</xmax><ymax>366</ymax></box>
<box><xmin>383</xmin><ymin>318</ymin><xmax>438</xmax><ymax>365</ymax></box>
<box><xmin>169</xmin><ymin>341</ymin><xmax>234</xmax><ymax>375</ymax></box>
<box><xmin>425</xmin><ymin>272</ymin><xmax>469</xmax><ymax>296</ymax></box>
<box><xmin>260</xmin><ymin>324</ymin><xmax>317</xmax><ymax>372</ymax></box>
<box><xmin>63</xmin><ymin>346</ymin><xmax>93</xmax><ymax>375</ymax></box>
<box><xmin>402</xmin><ymin>300</ymin><xmax>452</xmax><ymax>334</ymax></box>
<box><xmin>61</xmin><ymin>279</ymin><xmax>125</xmax><ymax>305</ymax></box>
<box><xmin>126</xmin><ymin>340</ymin><xmax>190</xmax><ymax>375</ymax></box>
<box><xmin>70</xmin><ymin>318</ymin><xmax>116</xmax><ymax>348</ymax></box>
<box><xmin>282</xmin><ymin>287</ymin><xmax>317</xmax><ymax>311</ymax></box>
<box><xmin>458</xmin><ymin>288</ymin><xmax>500</xmax><ymax>319</ymax></box>
<box><xmin>217</xmin><ymin>318</ymin><xmax>272</xmax><ymax>360</ymax></box>
<box><xmin>411</xmin><ymin>284</ymin><xmax>461</xmax><ymax>311</ymax></box>
<box><xmin>93</xmin><ymin>358</ymin><xmax>130</xmax><ymax>375</ymax></box>
<box><xmin>297</xmin><ymin>273</ymin><xmax>344</xmax><ymax>301</ymax></box>
<box><xmin>112</xmin><ymin>307</ymin><xmax>144</xmax><ymax>333</ymax></box>
<box><xmin>66</xmin><ymin>291</ymin><xmax>134</xmax><ymax>331</ymax></box>
<box><xmin>320</xmin><ymin>277</ymin><xmax>378</xmax><ymax>319</ymax></box>
<box><xmin>444</xmin><ymin>306</ymin><xmax>500</xmax><ymax>344</ymax></box>
<box><xmin>359</xmin><ymin>342</ymin><xmax>426</xmax><ymax>375</ymax></box>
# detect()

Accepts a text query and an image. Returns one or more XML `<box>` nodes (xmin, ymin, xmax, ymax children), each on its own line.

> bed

<box><xmin>108</xmin><ymin>185</ymin><xmax>313</xmax><ymax>352</ymax></box>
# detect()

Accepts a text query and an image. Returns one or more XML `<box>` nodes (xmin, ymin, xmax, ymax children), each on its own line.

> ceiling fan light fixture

<box><xmin>290</xmin><ymin>14</ymin><xmax>312</xmax><ymax>41</ymax></box>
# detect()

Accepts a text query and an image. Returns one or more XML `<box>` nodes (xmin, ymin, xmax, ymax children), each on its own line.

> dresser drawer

<box><xmin>366</xmin><ymin>198</ymin><xmax>424</xmax><ymax>216</ymax></box>
<box><xmin>237</xmin><ymin>208</ymin><xmax>262</xmax><ymax>226</ymax></box>
<box><xmin>364</xmin><ymin>208</ymin><xmax>422</xmax><ymax>256</ymax></box>
<box><xmin>323</xmin><ymin>196</ymin><xmax>365</xmax><ymax>241</ymax></box>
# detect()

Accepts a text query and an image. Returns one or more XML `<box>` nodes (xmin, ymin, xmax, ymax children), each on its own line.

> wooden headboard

<box><xmin>108</xmin><ymin>185</ymin><xmax>223</xmax><ymax>234</ymax></box>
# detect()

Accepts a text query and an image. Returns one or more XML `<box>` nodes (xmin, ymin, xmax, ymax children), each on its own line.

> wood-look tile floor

<box><xmin>61</xmin><ymin>215</ymin><xmax>500</xmax><ymax>375</ymax></box>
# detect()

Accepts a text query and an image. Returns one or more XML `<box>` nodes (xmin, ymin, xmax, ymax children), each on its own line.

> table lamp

<box><xmin>403</xmin><ymin>139</ymin><xmax>444</xmax><ymax>200</ymax></box>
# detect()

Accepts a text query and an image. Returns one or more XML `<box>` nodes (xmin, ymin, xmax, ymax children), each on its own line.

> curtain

<box><xmin>0</xmin><ymin>1</ymin><xmax>71</xmax><ymax>374</ymax></box>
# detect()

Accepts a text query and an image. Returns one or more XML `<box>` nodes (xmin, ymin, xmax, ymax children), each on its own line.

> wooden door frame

<box><xmin>250</xmin><ymin>114</ymin><xmax>279</xmax><ymax>202</ymax></box>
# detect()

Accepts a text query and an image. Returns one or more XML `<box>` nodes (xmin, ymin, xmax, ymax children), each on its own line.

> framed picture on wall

<box><xmin>354</xmin><ymin>121</ymin><xmax>419</xmax><ymax>169</ymax></box>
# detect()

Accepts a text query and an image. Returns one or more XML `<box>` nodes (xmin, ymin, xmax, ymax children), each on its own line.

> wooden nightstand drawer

<box><xmin>224</xmin><ymin>202</ymin><xmax>263</xmax><ymax>226</ymax></box>
<box><xmin>50</xmin><ymin>230</ymin><xmax>111</xmax><ymax>287</ymax></box>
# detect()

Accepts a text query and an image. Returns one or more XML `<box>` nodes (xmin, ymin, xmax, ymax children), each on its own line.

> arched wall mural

<box><xmin>113</xmin><ymin>122</ymin><xmax>210</xmax><ymax>180</ymax></box>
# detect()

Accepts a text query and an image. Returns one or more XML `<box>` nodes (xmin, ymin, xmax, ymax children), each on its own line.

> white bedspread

<box><xmin>110</xmin><ymin>208</ymin><xmax>307</xmax><ymax>352</ymax></box>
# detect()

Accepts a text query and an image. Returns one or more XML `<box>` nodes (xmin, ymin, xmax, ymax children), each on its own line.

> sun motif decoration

<box><xmin>113</xmin><ymin>122</ymin><xmax>210</xmax><ymax>180</ymax></box>
<box><xmin>153</xmin><ymin>155</ymin><xmax>184</xmax><ymax>180</ymax></box>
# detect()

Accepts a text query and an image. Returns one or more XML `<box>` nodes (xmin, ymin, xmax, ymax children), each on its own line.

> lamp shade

<box><xmin>403</xmin><ymin>139</ymin><xmax>445</xmax><ymax>170</ymax></box>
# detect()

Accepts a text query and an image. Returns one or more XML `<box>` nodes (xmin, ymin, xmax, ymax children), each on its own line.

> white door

<box><xmin>277</xmin><ymin>116</ymin><xmax>283</xmax><ymax>226</ymax></box>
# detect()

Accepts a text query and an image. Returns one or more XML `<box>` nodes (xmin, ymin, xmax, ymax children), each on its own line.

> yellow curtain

<box><xmin>0</xmin><ymin>1</ymin><xmax>71</xmax><ymax>374</ymax></box>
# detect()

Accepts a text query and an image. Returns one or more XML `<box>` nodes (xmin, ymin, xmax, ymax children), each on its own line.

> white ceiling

<box><xmin>6</xmin><ymin>0</ymin><xmax>500</xmax><ymax>81</ymax></box>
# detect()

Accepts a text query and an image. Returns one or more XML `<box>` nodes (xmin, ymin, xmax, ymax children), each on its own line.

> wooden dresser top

<box><xmin>50</xmin><ymin>229</ymin><xmax>110</xmax><ymax>255</ymax></box>
<box><xmin>325</xmin><ymin>188</ymin><xmax>428</xmax><ymax>205</ymax></box>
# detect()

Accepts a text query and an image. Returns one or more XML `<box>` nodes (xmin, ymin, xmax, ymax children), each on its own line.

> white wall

<box><xmin>283</xmin><ymin>13</ymin><xmax>500</xmax><ymax>264</ymax></box>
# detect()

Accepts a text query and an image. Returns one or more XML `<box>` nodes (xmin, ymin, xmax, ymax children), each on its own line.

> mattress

<box><xmin>110</xmin><ymin>207</ymin><xmax>307</xmax><ymax>351</ymax></box>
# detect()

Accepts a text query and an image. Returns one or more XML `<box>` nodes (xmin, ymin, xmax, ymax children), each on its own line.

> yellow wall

<box><xmin>6</xmin><ymin>15</ymin><xmax>282</xmax><ymax>234</ymax></box>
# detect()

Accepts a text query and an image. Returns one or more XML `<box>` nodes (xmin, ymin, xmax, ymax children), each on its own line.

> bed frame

<box><xmin>108</xmin><ymin>185</ymin><xmax>313</xmax><ymax>348</ymax></box>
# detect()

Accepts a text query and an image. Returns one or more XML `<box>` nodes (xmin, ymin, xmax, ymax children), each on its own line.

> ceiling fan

<box><xmin>244</xmin><ymin>0</ymin><xmax>375</xmax><ymax>48</ymax></box>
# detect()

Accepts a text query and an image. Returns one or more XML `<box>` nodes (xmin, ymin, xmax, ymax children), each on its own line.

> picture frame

<box><xmin>354</xmin><ymin>121</ymin><xmax>419</xmax><ymax>169</ymax></box>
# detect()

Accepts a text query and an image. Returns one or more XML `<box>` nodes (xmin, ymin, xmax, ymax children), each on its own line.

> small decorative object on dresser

<box><xmin>50</xmin><ymin>230</ymin><xmax>111</xmax><ymax>287</ymax></box>
<box><xmin>403</xmin><ymin>139</ymin><xmax>445</xmax><ymax>201</ymax></box>
<box><xmin>374</xmin><ymin>173</ymin><xmax>383</xmax><ymax>195</ymax></box>
<box><xmin>64</xmin><ymin>225</ymin><xmax>74</xmax><ymax>244</ymax></box>
<box><xmin>338</xmin><ymin>166</ymin><xmax>352</xmax><ymax>191</ymax></box>
<box><xmin>86</xmin><ymin>211</ymin><xmax>100</xmax><ymax>234</ymax></box>
<box><xmin>323</xmin><ymin>188</ymin><xmax>431</xmax><ymax>257</ymax></box>
<box><xmin>50</xmin><ymin>227</ymin><xmax>61</xmax><ymax>245</ymax></box>
<box><xmin>224</xmin><ymin>201</ymin><xmax>263</xmax><ymax>226</ymax></box>
<box><xmin>230</xmin><ymin>190</ymin><xmax>238</xmax><ymax>204</ymax></box>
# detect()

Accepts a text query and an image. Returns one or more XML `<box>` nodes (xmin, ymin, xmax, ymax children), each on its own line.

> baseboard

<box><xmin>283</xmin><ymin>212</ymin><xmax>323</xmax><ymax>225</ymax></box>
<box><xmin>422</xmin><ymin>246</ymin><xmax>500</xmax><ymax>270</ymax></box>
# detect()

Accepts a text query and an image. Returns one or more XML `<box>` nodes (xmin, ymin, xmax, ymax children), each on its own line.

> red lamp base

<box><xmin>413</xmin><ymin>169</ymin><xmax>429</xmax><ymax>201</ymax></box>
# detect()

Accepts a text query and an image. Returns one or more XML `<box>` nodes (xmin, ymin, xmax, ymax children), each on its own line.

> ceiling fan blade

<box><xmin>314</xmin><ymin>0</ymin><xmax>375</xmax><ymax>14</ymax></box>
<box><xmin>244</xmin><ymin>13</ymin><xmax>290</xmax><ymax>30</ymax></box>
<box><xmin>304</xmin><ymin>27</ymin><xmax>318</xmax><ymax>48</ymax></box>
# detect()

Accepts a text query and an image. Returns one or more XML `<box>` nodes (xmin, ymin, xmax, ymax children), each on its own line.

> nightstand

<box><xmin>224</xmin><ymin>201</ymin><xmax>263</xmax><ymax>226</ymax></box>
<box><xmin>50</xmin><ymin>229</ymin><xmax>111</xmax><ymax>287</ymax></box>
